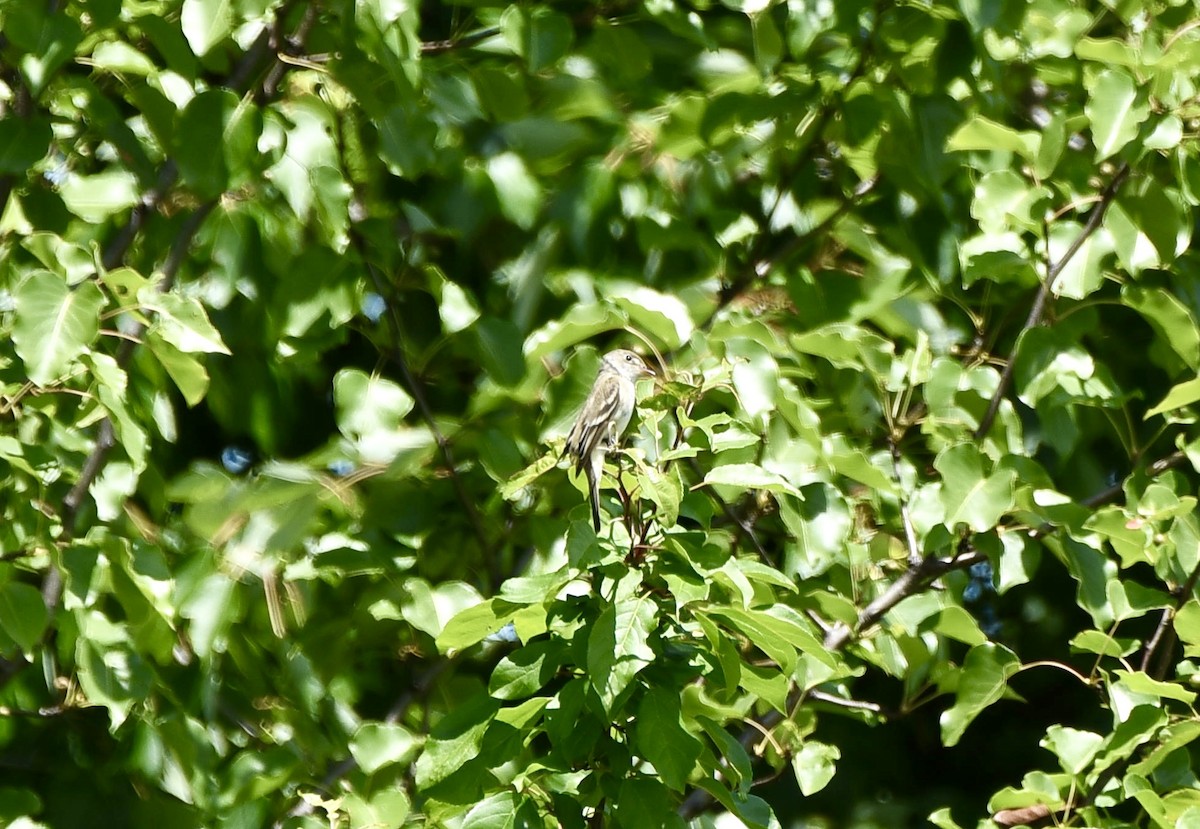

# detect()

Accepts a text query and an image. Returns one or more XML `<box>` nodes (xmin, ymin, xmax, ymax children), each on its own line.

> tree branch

<box><xmin>974</xmin><ymin>163</ymin><xmax>1131</xmax><ymax>439</ymax></box>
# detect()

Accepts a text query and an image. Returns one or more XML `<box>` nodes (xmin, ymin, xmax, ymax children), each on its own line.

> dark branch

<box><xmin>975</xmin><ymin>163</ymin><xmax>1131</xmax><ymax>439</ymax></box>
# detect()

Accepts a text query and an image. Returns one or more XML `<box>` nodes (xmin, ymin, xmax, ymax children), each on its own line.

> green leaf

<box><xmin>344</xmin><ymin>789</ymin><xmax>410</xmax><ymax>829</ymax></box>
<box><xmin>180</xmin><ymin>0</ymin><xmax>234</xmax><ymax>57</ymax></box>
<box><xmin>940</xmin><ymin>643</ymin><xmax>1020</xmax><ymax>747</ymax></box>
<box><xmin>792</xmin><ymin>741</ymin><xmax>840</xmax><ymax>795</ymax></box>
<box><xmin>58</xmin><ymin>170</ymin><xmax>141</xmax><ymax>222</ymax></box>
<box><xmin>636</xmin><ymin>688</ymin><xmax>702</xmax><ymax>791</ymax></box>
<box><xmin>701</xmin><ymin>463</ymin><xmax>801</xmax><ymax>497</ymax></box>
<box><xmin>1069</xmin><ymin>630</ymin><xmax>1137</xmax><ymax>658</ymax></box>
<box><xmin>611</xmin><ymin>286</ymin><xmax>694</xmax><ymax>350</ymax></box>
<box><xmin>489</xmin><ymin>640</ymin><xmax>558</xmax><ymax>700</ymax></box>
<box><xmin>333</xmin><ymin>368</ymin><xmax>416</xmax><ymax>461</ymax></box>
<box><xmin>436</xmin><ymin>598</ymin><xmax>521</xmax><ymax>654</ymax></box>
<box><xmin>0</xmin><ymin>582</ymin><xmax>49</xmax><ymax>654</ymax></box>
<box><xmin>1146</xmin><ymin>377</ymin><xmax>1200</xmax><ymax>419</ymax></box>
<box><xmin>1176</xmin><ymin>602</ymin><xmax>1200</xmax><ymax>647</ymax></box>
<box><xmin>524</xmin><ymin>304</ymin><xmax>628</xmax><ymax>359</ymax></box>
<box><xmin>75</xmin><ymin>610</ymin><xmax>153</xmax><ymax>729</ymax></box>
<box><xmin>0</xmin><ymin>116</ymin><xmax>53</xmax><ymax>174</ymax></box>
<box><xmin>486</xmin><ymin>152</ymin><xmax>542</xmax><ymax>230</ymax></box>
<box><xmin>12</xmin><ymin>273</ymin><xmax>105</xmax><ymax>386</ymax></box>
<box><xmin>1041</xmin><ymin>726</ymin><xmax>1103</xmax><ymax>774</ymax></box>
<box><xmin>174</xmin><ymin>89</ymin><xmax>259</xmax><ymax>198</ymax></box>
<box><xmin>934</xmin><ymin>444</ymin><xmax>1017</xmax><ymax>533</ymax></box>
<box><xmin>90</xmin><ymin>40</ymin><xmax>158</xmax><ymax>75</ymax></box>
<box><xmin>460</xmin><ymin>792</ymin><xmax>519</xmax><ymax>829</ymax></box>
<box><xmin>617</xmin><ymin>778</ymin><xmax>680</xmax><ymax>829</ymax></box>
<box><xmin>928</xmin><ymin>807</ymin><xmax>965</xmax><ymax>829</ymax></box>
<box><xmin>587</xmin><ymin>586</ymin><xmax>657</xmax><ymax>712</ymax></box>
<box><xmin>349</xmin><ymin>723</ymin><xmax>420</xmax><ymax>774</ymax></box>
<box><xmin>1047</xmin><ymin>219</ymin><xmax>1112</xmax><ymax>300</ymax></box>
<box><xmin>696</xmin><ymin>716</ymin><xmax>754</xmax><ymax>795</ymax></box>
<box><xmin>706</xmin><ymin>605</ymin><xmax>831</xmax><ymax>675</ymax></box>
<box><xmin>526</xmin><ymin>8</ymin><xmax>575</xmax><ymax>72</ymax></box>
<box><xmin>1014</xmin><ymin>327</ymin><xmax>1116</xmax><ymax>405</ymax></box>
<box><xmin>692</xmin><ymin>778</ymin><xmax>774</xmax><ymax>829</ymax></box>
<box><xmin>430</xmin><ymin>273</ymin><xmax>480</xmax><ymax>334</ymax></box>
<box><xmin>141</xmin><ymin>289</ymin><xmax>231</xmax><ymax>354</ymax></box>
<box><xmin>1123</xmin><ymin>283</ymin><xmax>1200</xmax><ymax>370</ymax></box>
<box><xmin>412</xmin><ymin>697</ymin><xmax>498</xmax><ymax>790</ymax></box>
<box><xmin>499</xmin><ymin>451</ymin><xmax>561</xmax><ymax>500</ymax></box>
<box><xmin>1113</xmin><ymin>670</ymin><xmax>1197</xmax><ymax>704</ymax></box>
<box><xmin>21</xmin><ymin>232</ymin><xmax>98</xmax><ymax>285</ymax></box>
<box><xmin>89</xmin><ymin>353</ymin><xmax>150</xmax><ymax>472</ymax></box>
<box><xmin>1085</xmin><ymin>68</ymin><xmax>1149</xmax><ymax>160</ymax></box>
<box><xmin>971</xmin><ymin>170</ymin><xmax>1048</xmax><ymax>235</ymax></box>
<box><xmin>946</xmin><ymin>115</ymin><xmax>1038</xmax><ymax>159</ymax></box>
<box><xmin>147</xmin><ymin>334</ymin><xmax>211</xmax><ymax>407</ymax></box>
<box><xmin>5</xmin><ymin>11</ymin><xmax>81</xmax><ymax>94</ymax></box>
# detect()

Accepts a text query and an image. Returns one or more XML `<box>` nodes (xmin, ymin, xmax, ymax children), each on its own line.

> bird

<box><xmin>564</xmin><ymin>349</ymin><xmax>656</xmax><ymax>531</ymax></box>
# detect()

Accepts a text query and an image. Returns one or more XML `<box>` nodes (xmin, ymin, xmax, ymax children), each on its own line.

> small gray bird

<box><xmin>565</xmin><ymin>349</ymin><xmax>656</xmax><ymax>531</ymax></box>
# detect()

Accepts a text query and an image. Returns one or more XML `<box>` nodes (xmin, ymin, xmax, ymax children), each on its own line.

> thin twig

<box><xmin>1080</xmin><ymin>450</ymin><xmax>1186</xmax><ymax>509</ymax></box>
<box><xmin>1140</xmin><ymin>558</ymin><xmax>1200</xmax><ymax>677</ymax></box>
<box><xmin>421</xmin><ymin>26</ymin><xmax>501</xmax><ymax>55</ymax></box>
<box><xmin>888</xmin><ymin>434</ymin><xmax>922</xmax><ymax>567</ymax></box>
<box><xmin>363</xmin><ymin>264</ymin><xmax>494</xmax><ymax>559</ymax></box>
<box><xmin>975</xmin><ymin>163</ymin><xmax>1131</xmax><ymax>439</ymax></box>
<box><xmin>684</xmin><ymin>457</ymin><xmax>770</xmax><ymax>563</ymax></box>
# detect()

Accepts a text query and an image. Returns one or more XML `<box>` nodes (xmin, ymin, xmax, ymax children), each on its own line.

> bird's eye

<box><xmin>626</xmin><ymin>354</ymin><xmax>633</xmax><ymax>361</ymax></box>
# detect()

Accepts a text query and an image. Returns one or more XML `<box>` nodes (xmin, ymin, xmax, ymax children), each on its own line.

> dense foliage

<box><xmin>3</xmin><ymin>0</ymin><xmax>1200</xmax><ymax>826</ymax></box>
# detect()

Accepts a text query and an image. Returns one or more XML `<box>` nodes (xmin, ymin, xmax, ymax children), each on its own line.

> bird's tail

<box><xmin>587</xmin><ymin>463</ymin><xmax>601</xmax><ymax>532</ymax></box>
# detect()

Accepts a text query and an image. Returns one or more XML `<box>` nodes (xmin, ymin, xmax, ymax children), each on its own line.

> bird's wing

<box><xmin>566</xmin><ymin>373</ymin><xmax>624</xmax><ymax>474</ymax></box>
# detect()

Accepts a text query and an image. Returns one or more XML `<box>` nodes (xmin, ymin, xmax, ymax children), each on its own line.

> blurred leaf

<box><xmin>20</xmin><ymin>232</ymin><xmax>98</xmax><ymax>284</ymax></box>
<box><xmin>0</xmin><ymin>582</ymin><xmax>48</xmax><ymax>654</ymax></box>
<box><xmin>181</xmin><ymin>0</ymin><xmax>234</xmax><ymax>56</ymax></box>
<box><xmin>1085</xmin><ymin>68</ymin><xmax>1148</xmax><ymax>160</ymax></box>
<box><xmin>610</xmin><ymin>286</ymin><xmax>694</xmax><ymax>350</ymax></box>
<box><xmin>147</xmin><ymin>334</ymin><xmax>211</xmax><ymax>406</ymax></box>
<box><xmin>350</xmin><ymin>723</ymin><xmax>420</xmax><ymax>774</ymax></box>
<box><xmin>141</xmin><ymin>289</ymin><xmax>231</xmax><ymax>354</ymax></box>
<box><xmin>946</xmin><ymin>115</ymin><xmax>1037</xmax><ymax>159</ymax></box>
<box><xmin>90</xmin><ymin>40</ymin><xmax>158</xmax><ymax>75</ymax></box>
<box><xmin>430</xmin><ymin>273</ymin><xmax>480</xmax><ymax>334</ymax></box>
<box><xmin>57</xmin><ymin>170</ymin><xmax>140</xmax><ymax>223</ymax></box>
<box><xmin>0</xmin><ymin>116</ymin><xmax>53</xmax><ymax>174</ymax></box>
<box><xmin>487</xmin><ymin>152</ymin><xmax>542</xmax><ymax>230</ymax></box>
<box><xmin>702</xmin><ymin>463</ymin><xmax>800</xmax><ymax>497</ymax></box>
